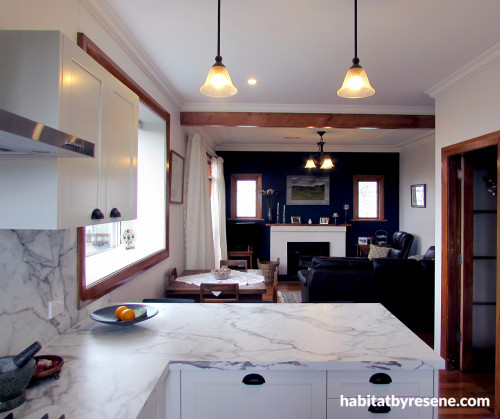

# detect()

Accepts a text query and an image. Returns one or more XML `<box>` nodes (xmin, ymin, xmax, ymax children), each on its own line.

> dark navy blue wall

<box><xmin>218</xmin><ymin>151</ymin><xmax>400</xmax><ymax>260</ymax></box>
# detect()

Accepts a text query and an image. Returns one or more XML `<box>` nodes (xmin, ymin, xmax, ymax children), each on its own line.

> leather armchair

<box><xmin>388</xmin><ymin>231</ymin><xmax>414</xmax><ymax>259</ymax></box>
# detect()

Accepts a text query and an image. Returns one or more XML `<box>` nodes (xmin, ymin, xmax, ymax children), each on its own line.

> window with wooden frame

<box><xmin>353</xmin><ymin>175</ymin><xmax>386</xmax><ymax>221</ymax></box>
<box><xmin>77</xmin><ymin>33</ymin><xmax>170</xmax><ymax>307</ymax></box>
<box><xmin>230</xmin><ymin>174</ymin><xmax>263</xmax><ymax>220</ymax></box>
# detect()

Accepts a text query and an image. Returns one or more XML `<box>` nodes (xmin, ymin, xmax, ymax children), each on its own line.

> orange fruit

<box><xmin>115</xmin><ymin>305</ymin><xmax>128</xmax><ymax>320</ymax></box>
<box><xmin>120</xmin><ymin>308</ymin><xmax>136</xmax><ymax>321</ymax></box>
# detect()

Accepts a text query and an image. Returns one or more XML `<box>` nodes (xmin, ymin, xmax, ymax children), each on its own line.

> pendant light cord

<box><xmin>217</xmin><ymin>0</ymin><xmax>221</xmax><ymax>57</ymax></box>
<box><xmin>354</xmin><ymin>0</ymin><xmax>358</xmax><ymax>58</ymax></box>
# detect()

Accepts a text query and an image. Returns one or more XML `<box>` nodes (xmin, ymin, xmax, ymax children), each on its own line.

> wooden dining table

<box><xmin>165</xmin><ymin>269</ymin><xmax>267</xmax><ymax>301</ymax></box>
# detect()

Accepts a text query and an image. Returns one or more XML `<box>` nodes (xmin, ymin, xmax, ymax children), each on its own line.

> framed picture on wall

<box><xmin>286</xmin><ymin>175</ymin><xmax>330</xmax><ymax>205</ymax></box>
<box><xmin>411</xmin><ymin>184</ymin><xmax>426</xmax><ymax>208</ymax></box>
<box><xmin>170</xmin><ymin>150</ymin><xmax>185</xmax><ymax>204</ymax></box>
<box><xmin>358</xmin><ymin>237</ymin><xmax>369</xmax><ymax>245</ymax></box>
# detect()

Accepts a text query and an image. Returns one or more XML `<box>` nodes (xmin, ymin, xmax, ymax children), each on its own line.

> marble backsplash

<box><xmin>0</xmin><ymin>229</ymin><xmax>109</xmax><ymax>356</ymax></box>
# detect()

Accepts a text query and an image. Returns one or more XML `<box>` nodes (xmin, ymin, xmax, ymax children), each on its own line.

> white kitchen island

<box><xmin>10</xmin><ymin>303</ymin><xmax>444</xmax><ymax>418</ymax></box>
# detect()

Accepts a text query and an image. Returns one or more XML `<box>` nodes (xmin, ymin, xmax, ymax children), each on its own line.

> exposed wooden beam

<box><xmin>180</xmin><ymin>112</ymin><xmax>435</xmax><ymax>129</ymax></box>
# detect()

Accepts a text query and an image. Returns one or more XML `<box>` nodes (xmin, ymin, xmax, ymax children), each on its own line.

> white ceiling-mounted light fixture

<box><xmin>305</xmin><ymin>131</ymin><xmax>335</xmax><ymax>169</ymax></box>
<box><xmin>337</xmin><ymin>0</ymin><xmax>375</xmax><ymax>99</ymax></box>
<box><xmin>200</xmin><ymin>0</ymin><xmax>237</xmax><ymax>97</ymax></box>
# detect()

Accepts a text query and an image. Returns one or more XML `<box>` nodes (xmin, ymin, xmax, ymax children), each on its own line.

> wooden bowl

<box><xmin>212</xmin><ymin>269</ymin><xmax>231</xmax><ymax>280</ymax></box>
<box><xmin>33</xmin><ymin>355</ymin><xmax>64</xmax><ymax>380</ymax></box>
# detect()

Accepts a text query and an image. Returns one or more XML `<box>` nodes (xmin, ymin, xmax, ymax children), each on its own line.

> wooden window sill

<box><xmin>351</xmin><ymin>218</ymin><xmax>388</xmax><ymax>222</ymax></box>
<box><xmin>228</xmin><ymin>218</ymin><xmax>265</xmax><ymax>221</ymax></box>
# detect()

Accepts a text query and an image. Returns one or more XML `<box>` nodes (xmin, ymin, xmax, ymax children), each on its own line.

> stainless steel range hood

<box><xmin>0</xmin><ymin>108</ymin><xmax>95</xmax><ymax>157</ymax></box>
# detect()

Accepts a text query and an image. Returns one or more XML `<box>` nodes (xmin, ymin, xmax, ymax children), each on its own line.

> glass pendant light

<box><xmin>320</xmin><ymin>156</ymin><xmax>334</xmax><ymax>169</ymax></box>
<box><xmin>200</xmin><ymin>0</ymin><xmax>237</xmax><ymax>97</ymax></box>
<box><xmin>304</xmin><ymin>131</ymin><xmax>335</xmax><ymax>169</ymax></box>
<box><xmin>305</xmin><ymin>158</ymin><xmax>317</xmax><ymax>169</ymax></box>
<box><xmin>337</xmin><ymin>0</ymin><xmax>375</xmax><ymax>99</ymax></box>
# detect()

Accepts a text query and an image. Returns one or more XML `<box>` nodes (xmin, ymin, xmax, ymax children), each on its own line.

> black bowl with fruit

<box><xmin>33</xmin><ymin>355</ymin><xmax>64</xmax><ymax>380</ymax></box>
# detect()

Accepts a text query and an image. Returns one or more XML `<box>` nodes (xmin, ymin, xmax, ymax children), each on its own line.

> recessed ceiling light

<box><xmin>247</xmin><ymin>78</ymin><xmax>257</xmax><ymax>85</ymax></box>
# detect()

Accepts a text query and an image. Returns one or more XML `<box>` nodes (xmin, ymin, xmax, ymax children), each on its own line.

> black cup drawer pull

<box><xmin>242</xmin><ymin>373</ymin><xmax>266</xmax><ymax>385</ymax></box>
<box><xmin>91</xmin><ymin>208</ymin><xmax>104</xmax><ymax>220</ymax></box>
<box><xmin>368</xmin><ymin>404</ymin><xmax>391</xmax><ymax>414</ymax></box>
<box><xmin>369</xmin><ymin>372</ymin><xmax>392</xmax><ymax>384</ymax></box>
<box><xmin>110</xmin><ymin>207</ymin><xmax>122</xmax><ymax>218</ymax></box>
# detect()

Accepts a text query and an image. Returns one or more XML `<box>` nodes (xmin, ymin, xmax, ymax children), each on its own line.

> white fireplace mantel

<box><xmin>270</xmin><ymin>225</ymin><xmax>347</xmax><ymax>274</ymax></box>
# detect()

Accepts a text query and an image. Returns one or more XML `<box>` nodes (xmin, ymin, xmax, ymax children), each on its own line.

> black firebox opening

<box><xmin>286</xmin><ymin>242</ymin><xmax>330</xmax><ymax>275</ymax></box>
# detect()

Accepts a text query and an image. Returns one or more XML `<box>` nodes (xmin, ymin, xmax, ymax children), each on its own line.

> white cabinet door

<box><xmin>58</xmin><ymin>36</ymin><xmax>107</xmax><ymax>228</ymax></box>
<box><xmin>326</xmin><ymin>370</ymin><xmax>436</xmax><ymax>419</ymax></box>
<box><xmin>180</xmin><ymin>369</ymin><xmax>326</xmax><ymax>419</ymax></box>
<box><xmin>104</xmin><ymin>75</ymin><xmax>138</xmax><ymax>222</ymax></box>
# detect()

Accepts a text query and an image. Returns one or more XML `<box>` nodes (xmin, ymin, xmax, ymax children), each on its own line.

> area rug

<box><xmin>277</xmin><ymin>291</ymin><xmax>302</xmax><ymax>303</ymax></box>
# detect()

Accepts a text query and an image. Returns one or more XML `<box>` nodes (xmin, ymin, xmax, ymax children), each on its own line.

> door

<box><xmin>441</xmin><ymin>131</ymin><xmax>500</xmax><ymax>416</ymax></box>
<box><xmin>442</xmin><ymin>153</ymin><xmax>462</xmax><ymax>370</ymax></box>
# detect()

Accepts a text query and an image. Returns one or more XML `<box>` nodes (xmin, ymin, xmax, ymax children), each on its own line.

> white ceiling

<box><xmin>100</xmin><ymin>0</ymin><xmax>500</xmax><ymax>151</ymax></box>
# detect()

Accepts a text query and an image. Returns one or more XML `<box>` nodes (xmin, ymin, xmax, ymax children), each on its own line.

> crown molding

<box><xmin>214</xmin><ymin>143</ymin><xmax>401</xmax><ymax>153</ymax></box>
<box><xmin>426</xmin><ymin>41</ymin><xmax>500</xmax><ymax>98</ymax></box>
<box><xmin>180</xmin><ymin>102</ymin><xmax>435</xmax><ymax>115</ymax></box>
<box><xmin>80</xmin><ymin>0</ymin><xmax>182</xmax><ymax>108</ymax></box>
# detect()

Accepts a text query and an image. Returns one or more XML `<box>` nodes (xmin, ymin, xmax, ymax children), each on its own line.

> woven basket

<box><xmin>257</xmin><ymin>258</ymin><xmax>280</xmax><ymax>283</ymax></box>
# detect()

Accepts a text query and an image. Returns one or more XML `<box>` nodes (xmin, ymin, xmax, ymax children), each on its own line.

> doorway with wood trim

<box><xmin>441</xmin><ymin>131</ymin><xmax>500</xmax><ymax>415</ymax></box>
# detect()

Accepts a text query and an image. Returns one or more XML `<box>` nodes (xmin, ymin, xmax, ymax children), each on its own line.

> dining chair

<box><xmin>166</xmin><ymin>267</ymin><xmax>178</xmax><ymax>286</ymax></box>
<box><xmin>219</xmin><ymin>259</ymin><xmax>248</xmax><ymax>271</ymax></box>
<box><xmin>200</xmin><ymin>283</ymin><xmax>240</xmax><ymax>303</ymax></box>
<box><xmin>143</xmin><ymin>298</ymin><xmax>195</xmax><ymax>303</ymax></box>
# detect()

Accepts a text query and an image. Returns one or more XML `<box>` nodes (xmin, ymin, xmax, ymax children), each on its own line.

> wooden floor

<box><xmin>439</xmin><ymin>370</ymin><xmax>495</xmax><ymax>418</ymax></box>
<box><xmin>270</xmin><ymin>281</ymin><xmax>496</xmax><ymax>418</ymax></box>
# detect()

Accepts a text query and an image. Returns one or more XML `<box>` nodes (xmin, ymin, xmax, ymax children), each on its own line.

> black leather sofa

<box><xmin>298</xmin><ymin>246</ymin><xmax>435</xmax><ymax>332</ymax></box>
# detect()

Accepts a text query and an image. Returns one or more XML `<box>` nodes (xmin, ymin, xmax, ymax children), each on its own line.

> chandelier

<box><xmin>305</xmin><ymin>131</ymin><xmax>334</xmax><ymax>169</ymax></box>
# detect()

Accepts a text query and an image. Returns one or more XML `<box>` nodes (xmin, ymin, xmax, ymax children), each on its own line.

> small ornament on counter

<box><xmin>122</xmin><ymin>227</ymin><xmax>136</xmax><ymax>250</ymax></box>
<box><xmin>308</xmin><ymin>219</ymin><xmax>312</xmax><ymax>224</ymax></box>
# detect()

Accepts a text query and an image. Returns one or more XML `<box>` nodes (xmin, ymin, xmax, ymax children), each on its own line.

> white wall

<box><xmin>0</xmin><ymin>0</ymin><xmax>186</xmax><ymax>355</ymax></box>
<box><xmin>399</xmin><ymin>135</ymin><xmax>435</xmax><ymax>255</ymax></box>
<box><xmin>428</xmin><ymin>42</ymin><xmax>500</xmax><ymax>352</ymax></box>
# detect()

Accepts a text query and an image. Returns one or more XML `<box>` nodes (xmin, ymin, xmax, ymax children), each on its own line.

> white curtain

<box><xmin>211</xmin><ymin>156</ymin><xmax>227</xmax><ymax>268</ymax></box>
<box><xmin>184</xmin><ymin>133</ymin><xmax>214</xmax><ymax>269</ymax></box>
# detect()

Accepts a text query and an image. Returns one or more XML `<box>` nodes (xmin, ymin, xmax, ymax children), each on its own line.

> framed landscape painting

<box><xmin>286</xmin><ymin>175</ymin><xmax>330</xmax><ymax>205</ymax></box>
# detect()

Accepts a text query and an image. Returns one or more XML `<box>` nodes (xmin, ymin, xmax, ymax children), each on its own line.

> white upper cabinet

<box><xmin>0</xmin><ymin>30</ymin><xmax>138</xmax><ymax>229</ymax></box>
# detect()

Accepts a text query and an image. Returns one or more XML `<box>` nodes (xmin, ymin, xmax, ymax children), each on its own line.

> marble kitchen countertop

<box><xmin>10</xmin><ymin>303</ymin><xmax>444</xmax><ymax>418</ymax></box>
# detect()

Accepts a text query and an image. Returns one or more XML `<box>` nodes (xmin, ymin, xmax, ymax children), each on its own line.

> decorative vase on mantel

<box><xmin>261</xmin><ymin>188</ymin><xmax>278</xmax><ymax>224</ymax></box>
<box><xmin>266</xmin><ymin>207</ymin><xmax>273</xmax><ymax>224</ymax></box>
